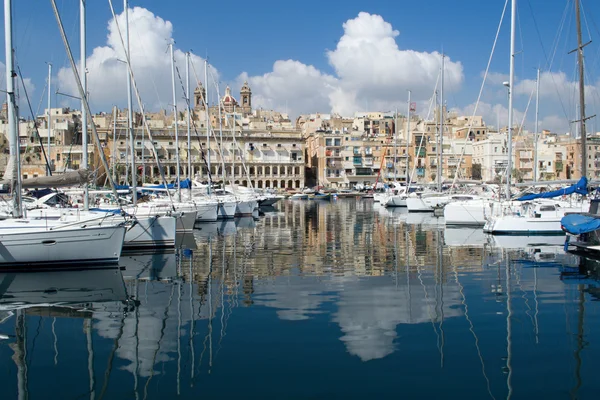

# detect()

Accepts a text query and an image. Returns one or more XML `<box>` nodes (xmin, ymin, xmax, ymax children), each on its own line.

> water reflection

<box><xmin>1</xmin><ymin>200</ymin><xmax>600</xmax><ymax>399</ymax></box>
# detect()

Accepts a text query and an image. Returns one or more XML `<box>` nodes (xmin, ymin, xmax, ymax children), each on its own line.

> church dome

<box><xmin>221</xmin><ymin>86</ymin><xmax>238</xmax><ymax>105</ymax></box>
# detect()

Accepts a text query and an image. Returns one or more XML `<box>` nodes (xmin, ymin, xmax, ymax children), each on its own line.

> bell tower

<box><xmin>240</xmin><ymin>81</ymin><xmax>252</xmax><ymax>115</ymax></box>
<box><xmin>194</xmin><ymin>82</ymin><xmax>206</xmax><ymax>111</ymax></box>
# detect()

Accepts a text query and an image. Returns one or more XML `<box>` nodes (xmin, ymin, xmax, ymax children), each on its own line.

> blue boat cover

<box><xmin>146</xmin><ymin>183</ymin><xmax>176</xmax><ymax>189</ymax></box>
<box><xmin>517</xmin><ymin>177</ymin><xmax>588</xmax><ymax>201</ymax></box>
<box><xmin>560</xmin><ymin>213</ymin><xmax>600</xmax><ymax>235</ymax></box>
<box><xmin>179</xmin><ymin>179</ymin><xmax>192</xmax><ymax>189</ymax></box>
<box><xmin>89</xmin><ymin>208</ymin><xmax>122</xmax><ymax>215</ymax></box>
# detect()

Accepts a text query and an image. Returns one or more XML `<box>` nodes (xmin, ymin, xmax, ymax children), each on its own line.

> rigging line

<box><xmin>107</xmin><ymin>0</ymin><xmax>174</xmax><ymax>207</ymax></box>
<box><xmin>174</xmin><ymin>62</ymin><xmax>219</xmax><ymax>182</ymax></box>
<box><xmin>450</xmin><ymin>0</ymin><xmax>508</xmax><ymax>191</ymax></box>
<box><xmin>534</xmin><ymin>0</ymin><xmax>574</xmax><ymax>125</ymax></box>
<box><xmin>516</xmin><ymin>2</ymin><xmax>526</xmax><ymax>84</ymax></box>
<box><xmin>130</xmin><ymin>18</ymin><xmax>165</xmax><ymax>111</ymax></box>
<box><xmin>15</xmin><ymin>64</ymin><xmax>53</xmax><ymax>175</ymax></box>
<box><xmin>35</xmin><ymin>78</ymin><xmax>47</xmax><ymax>118</ymax></box>
<box><xmin>559</xmin><ymin>3</ymin><xmax>575</xmax><ymax>73</ymax></box>
<box><xmin>542</xmin><ymin>0</ymin><xmax>569</xmax><ymax>71</ymax></box>
<box><xmin>579</xmin><ymin>0</ymin><xmax>593</xmax><ymax>43</ymax></box>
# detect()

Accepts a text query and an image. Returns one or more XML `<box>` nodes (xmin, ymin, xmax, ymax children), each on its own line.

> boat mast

<box><xmin>47</xmin><ymin>62</ymin><xmax>52</xmax><ymax>176</ymax></box>
<box><xmin>169</xmin><ymin>42</ymin><xmax>182</xmax><ymax>201</ymax></box>
<box><xmin>124</xmin><ymin>0</ymin><xmax>136</xmax><ymax>205</ymax></box>
<box><xmin>393</xmin><ymin>108</ymin><xmax>397</xmax><ymax>182</ymax></box>
<box><xmin>406</xmin><ymin>90</ymin><xmax>411</xmax><ymax>187</ymax></box>
<box><xmin>534</xmin><ymin>68</ymin><xmax>540</xmax><ymax>182</ymax></box>
<box><xmin>205</xmin><ymin>60</ymin><xmax>211</xmax><ymax>195</ymax></box>
<box><xmin>437</xmin><ymin>53</ymin><xmax>444</xmax><ymax>192</ymax></box>
<box><xmin>112</xmin><ymin>105</ymin><xmax>117</xmax><ymax>182</ymax></box>
<box><xmin>51</xmin><ymin>0</ymin><xmax>121</xmax><ymax>203</ymax></box>
<box><xmin>80</xmin><ymin>0</ymin><xmax>89</xmax><ymax>210</ymax></box>
<box><xmin>215</xmin><ymin>81</ymin><xmax>228</xmax><ymax>188</ymax></box>
<box><xmin>4</xmin><ymin>0</ymin><xmax>22</xmax><ymax>217</ymax></box>
<box><xmin>575</xmin><ymin>0</ymin><xmax>587</xmax><ymax>179</ymax></box>
<box><xmin>506</xmin><ymin>0</ymin><xmax>516</xmax><ymax>199</ymax></box>
<box><xmin>186</xmin><ymin>52</ymin><xmax>192</xmax><ymax>196</ymax></box>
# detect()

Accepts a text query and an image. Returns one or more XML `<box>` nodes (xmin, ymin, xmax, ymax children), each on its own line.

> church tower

<box><xmin>194</xmin><ymin>82</ymin><xmax>206</xmax><ymax>111</ymax></box>
<box><xmin>240</xmin><ymin>81</ymin><xmax>252</xmax><ymax>115</ymax></box>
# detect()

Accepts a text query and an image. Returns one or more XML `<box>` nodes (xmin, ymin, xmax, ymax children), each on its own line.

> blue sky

<box><xmin>2</xmin><ymin>0</ymin><xmax>600</xmax><ymax>133</ymax></box>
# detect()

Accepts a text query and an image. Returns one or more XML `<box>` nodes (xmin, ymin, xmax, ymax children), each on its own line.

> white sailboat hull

<box><xmin>218</xmin><ymin>201</ymin><xmax>236</xmax><ymax>219</ymax></box>
<box><xmin>121</xmin><ymin>215</ymin><xmax>176</xmax><ymax>250</ymax></box>
<box><xmin>444</xmin><ymin>199</ymin><xmax>490</xmax><ymax>226</ymax></box>
<box><xmin>236</xmin><ymin>200</ymin><xmax>256</xmax><ymax>216</ymax></box>
<box><xmin>27</xmin><ymin>209</ymin><xmax>176</xmax><ymax>250</ymax></box>
<box><xmin>483</xmin><ymin>215</ymin><xmax>566</xmax><ymax>235</ymax></box>
<box><xmin>406</xmin><ymin>196</ymin><xmax>435</xmax><ymax>212</ymax></box>
<box><xmin>195</xmin><ymin>202</ymin><xmax>218</xmax><ymax>222</ymax></box>
<box><xmin>0</xmin><ymin>225</ymin><xmax>126</xmax><ymax>266</ymax></box>
<box><xmin>175</xmin><ymin>211</ymin><xmax>196</xmax><ymax>233</ymax></box>
<box><xmin>386</xmin><ymin>195</ymin><xmax>407</xmax><ymax>207</ymax></box>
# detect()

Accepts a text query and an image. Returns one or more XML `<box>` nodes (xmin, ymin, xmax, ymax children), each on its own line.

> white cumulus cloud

<box><xmin>238</xmin><ymin>12</ymin><xmax>464</xmax><ymax>118</ymax></box>
<box><xmin>0</xmin><ymin>61</ymin><xmax>37</xmax><ymax>117</ymax></box>
<box><xmin>57</xmin><ymin>7</ymin><xmax>214</xmax><ymax>113</ymax></box>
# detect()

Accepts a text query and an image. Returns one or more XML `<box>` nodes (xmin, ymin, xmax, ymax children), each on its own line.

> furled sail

<box><xmin>0</xmin><ymin>169</ymin><xmax>91</xmax><ymax>189</ymax></box>
<box><xmin>517</xmin><ymin>177</ymin><xmax>588</xmax><ymax>201</ymax></box>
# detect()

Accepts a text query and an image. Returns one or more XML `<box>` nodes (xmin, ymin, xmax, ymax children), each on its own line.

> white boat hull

<box><xmin>406</xmin><ymin>197</ymin><xmax>434</xmax><ymax>212</ymax></box>
<box><xmin>0</xmin><ymin>225</ymin><xmax>126</xmax><ymax>266</ymax></box>
<box><xmin>121</xmin><ymin>215</ymin><xmax>176</xmax><ymax>250</ymax></box>
<box><xmin>236</xmin><ymin>200</ymin><xmax>256</xmax><ymax>216</ymax></box>
<box><xmin>175</xmin><ymin>211</ymin><xmax>196</xmax><ymax>233</ymax></box>
<box><xmin>483</xmin><ymin>215</ymin><xmax>566</xmax><ymax>235</ymax></box>
<box><xmin>194</xmin><ymin>202</ymin><xmax>218</xmax><ymax>222</ymax></box>
<box><xmin>218</xmin><ymin>201</ymin><xmax>236</xmax><ymax>219</ymax></box>
<box><xmin>386</xmin><ymin>195</ymin><xmax>407</xmax><ymax>207</ymax></box>
<box><xmin>444</xmin><ymin>199</ymin><xmax>489</xmax><ymax>226</ymax></box>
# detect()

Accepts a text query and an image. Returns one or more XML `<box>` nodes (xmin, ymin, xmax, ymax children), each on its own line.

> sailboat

<box><xmin>0</xmin><ymin>0</ymin><xmax>127</xmax><ymax>267</ymax></box>
<box><xmin>484</xmin><ymin>0</ymin><xmax>590</xmax><ymax>235</ymax></box>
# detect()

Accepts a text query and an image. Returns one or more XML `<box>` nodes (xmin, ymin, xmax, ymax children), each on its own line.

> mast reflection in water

<box><xmin>0</xmin><ymin>199</ymin><xmax>599</xmax><ymax>399</ymax></box>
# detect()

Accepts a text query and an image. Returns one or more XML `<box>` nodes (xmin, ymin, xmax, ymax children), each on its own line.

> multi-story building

<box><xmin>0</xmin><ymin>82</ymin><xmax>305</xmax><ymax>190</ymax></box>
<box><xmin>472</xmin><ymin>134</ymin><xmax>508</xmax><ymax>182</ymax></box>
<box><xmin>566</xmin><ymin>135</ymin><xmax>600</xmax><ymax>180</ymax></box>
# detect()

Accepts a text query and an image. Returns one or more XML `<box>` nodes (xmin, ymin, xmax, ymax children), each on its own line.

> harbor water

<box><xmin>1</xmin><ymin>198</ymin><xmax>600</xmax><ymax>399</ymax></box>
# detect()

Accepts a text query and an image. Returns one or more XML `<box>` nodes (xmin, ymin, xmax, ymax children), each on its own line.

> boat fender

<box><xmin>564</xmin><ymin>235</ymin><xmax>570</xmax><ymax>252</ymax></box>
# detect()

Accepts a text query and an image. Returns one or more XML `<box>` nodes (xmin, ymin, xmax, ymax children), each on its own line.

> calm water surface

<box><xmin>1</xmin><ymin>199</ymin><xmax>600</xmax><ymax>399</ymax></box>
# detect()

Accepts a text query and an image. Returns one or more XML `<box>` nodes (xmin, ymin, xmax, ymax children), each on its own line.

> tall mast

<box><xmin>393</xmin><ymin>108</ymin><xmax>397</xmax><ymax>182</ymax></box>
<box><xmin>80</xmin><ymin>0</ymin><xmax>89</xmax><ymax>210</ymax></box>
<box><xmin>406</xmin><ymin>90</ymin><xmax>411</xmax><ymax>186</ymax></box>
<box><xmin>169</xmin><ymin>43</ymin><xmax>182</xmax><ymax>201</ymax></box>
<box><xmin>438</xmin><ymin>53</ymin><xmax>444</xmax><ymax>192</ymax></box>
<box><xmin>4</xmin><ymin>0</ymin><xmax>22</xmax><ymax>217</ymax></box>
<box><xmin>205</xmin><ymin>60</ymin><xmax>211</xmax><ymax>195</ymax></box>
<box><xmin>575</xmin><ymin>0</ymin><xmax>587</xmax><ymax>179</ymax></box>
<box><xmin>216</xmin><ymin>81</ymin><xmax>227</xmax><ymax>187</ymax></box>
<box><xmin>112</xmin><ymin>105</ymin><xmax>117</xmax><ymax>182</ymax></box>
<box><xmin>124</xmin><ymin>0</ymin><xmax>136</xmax><ymax>205</ymax></box>
<box><xmin>186</xmin><ymin>52</ymin><xmax>192</xmax><ymax>196</ymax></box>
<box><xmin>506</xmin><ymin>0</ymin><xmax>516</xmax><ymax>199</ymax></box>
<box><xmin>534</xmin><ymin>68</ymin><xmax>540</xmax><ymax>182</ymax></box>
<box><xmin>51</xmin><ymin>0</ymin><xmax>121</xmax><ymax>203</ymax></box>
<box><xmin>47</xmin><ymin>63</ymin><xmax>52</xmax><ymax>176</ymax></box>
